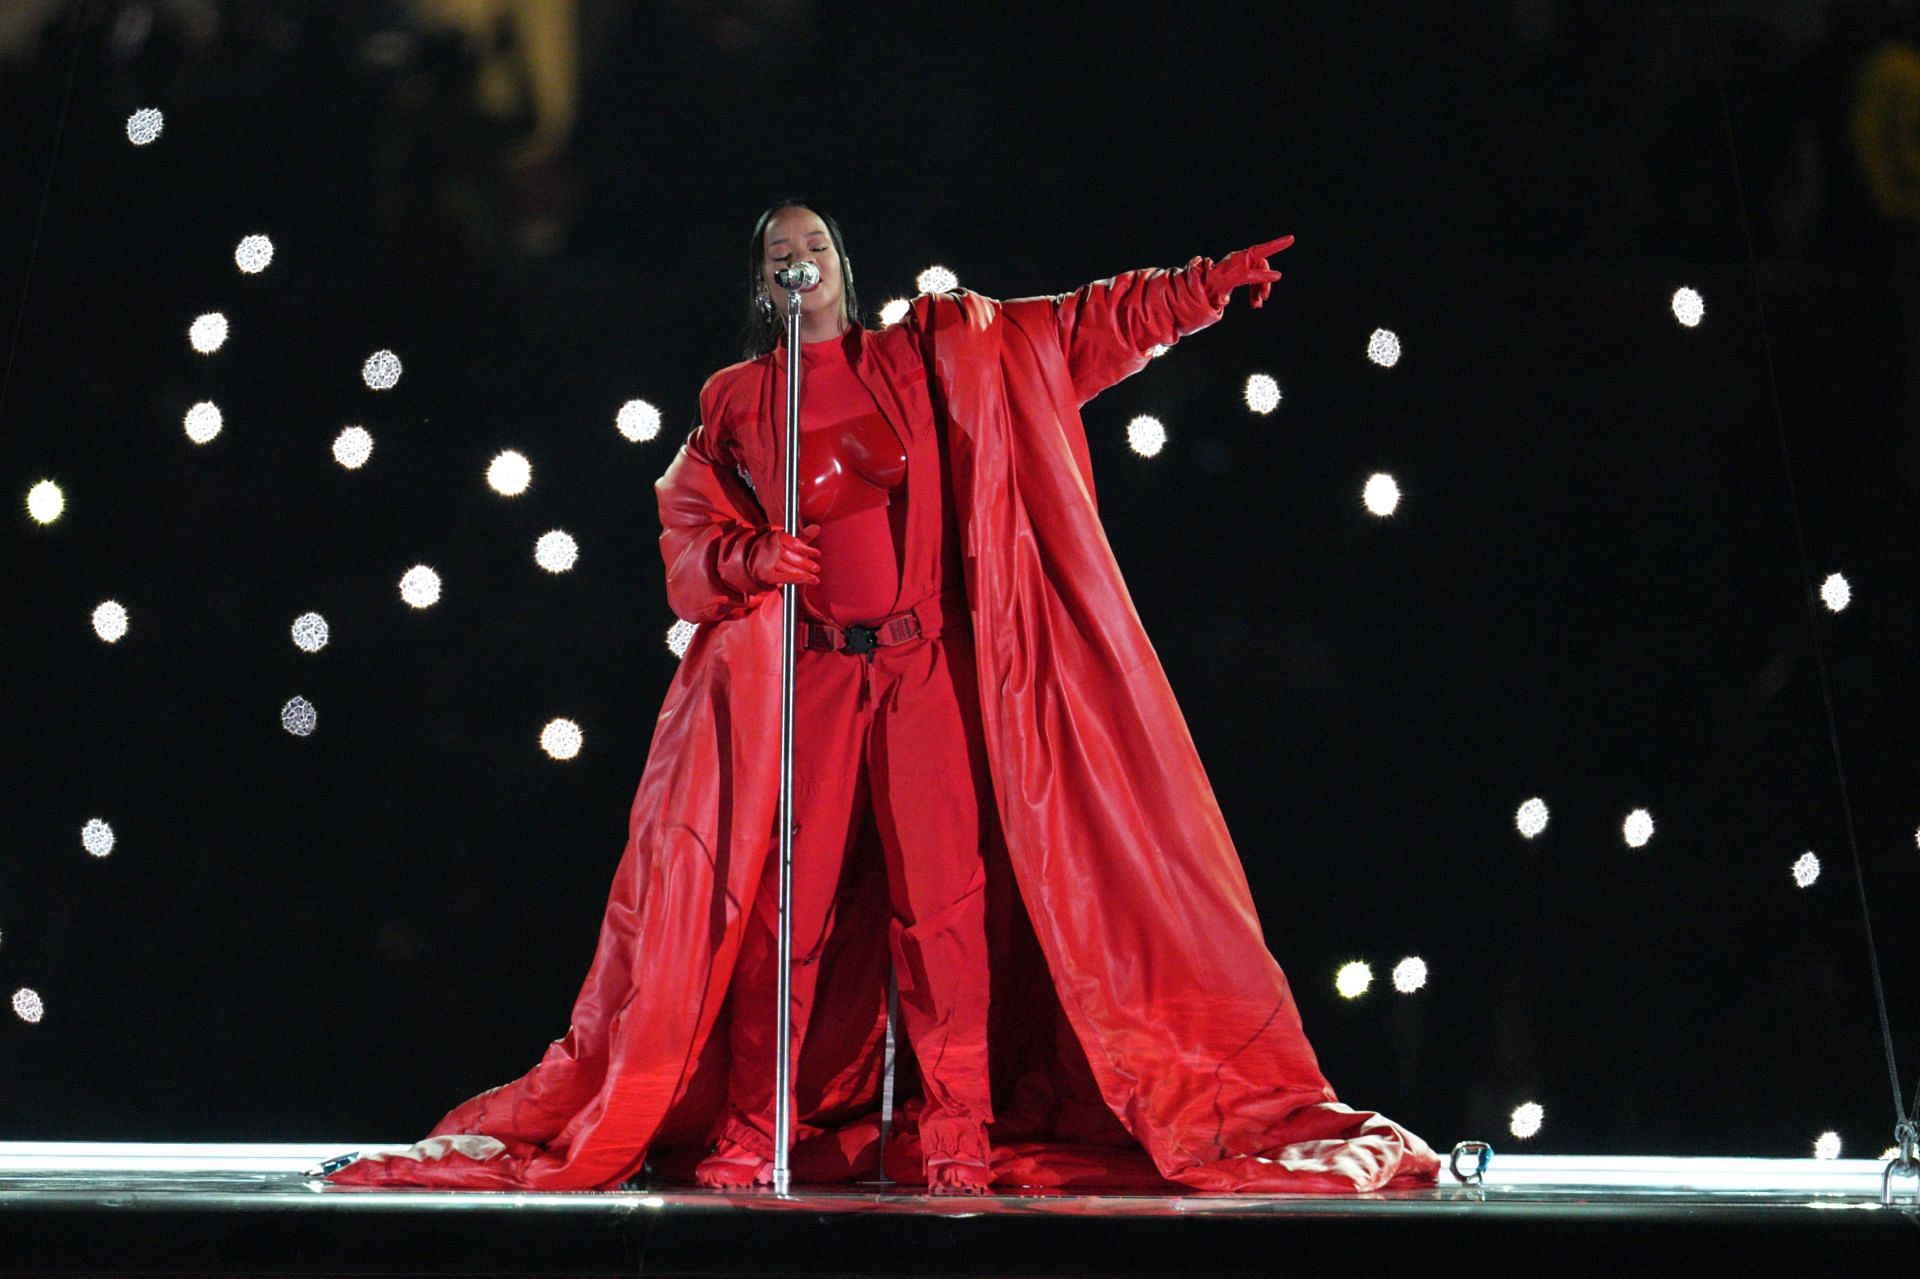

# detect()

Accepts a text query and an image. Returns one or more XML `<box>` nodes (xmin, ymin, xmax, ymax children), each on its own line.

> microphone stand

<box><xmin>772</xmin><ymin>280</ymin><xmax>804</xmax><ymax>1197</ymax></box>
<box><xmin>769</xmin><ymin>266</ymin><xmax>897</xmax><ymax>1196</ymax></box>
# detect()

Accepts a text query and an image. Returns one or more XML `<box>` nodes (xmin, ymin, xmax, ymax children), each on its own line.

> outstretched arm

<box><xmin>1014</xmin><ymin>235</ymin><xmax>1295</xmax><ymax>406</ymax></box>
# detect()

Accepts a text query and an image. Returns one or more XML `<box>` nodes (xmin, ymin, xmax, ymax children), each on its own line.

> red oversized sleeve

<box><xmin>653</xmin><ymin>373</ymin><xmax>771</xmax><ymax>624</ymax></box>
<box><xmin>1007</xmin><ymin>255</ymin><xmax>1230</xmax><ymax>406</ymax></box>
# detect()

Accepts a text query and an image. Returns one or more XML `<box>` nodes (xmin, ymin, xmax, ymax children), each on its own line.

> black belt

<box><xmin>801</xmin><ymin>588</ymin><xmax>968</xmax><ymax>655</ymax></box>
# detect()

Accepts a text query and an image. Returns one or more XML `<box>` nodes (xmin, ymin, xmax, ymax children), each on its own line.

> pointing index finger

<box><xmin>1254</xmin><ymin>234</ymin><xmax>1295</xmax><ymax>256</ymax></box>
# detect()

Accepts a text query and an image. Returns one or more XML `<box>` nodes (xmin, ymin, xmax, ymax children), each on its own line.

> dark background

<box><xmin>2</xmin><ymin>0</ymin><xmax>1916</xmax><ymax>1160</ymax></box>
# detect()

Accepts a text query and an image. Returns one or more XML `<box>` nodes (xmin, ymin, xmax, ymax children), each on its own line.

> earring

<box><xmin>757</xmin><ymin>289</ymin><xmax>773</xmax><ymax>316</ymax></box>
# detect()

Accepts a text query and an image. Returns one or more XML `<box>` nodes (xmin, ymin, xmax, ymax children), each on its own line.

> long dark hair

<box><xmin>741</xmin><ymin>198</ymin><xmax>861</xmax><ymax>359</ymax></box>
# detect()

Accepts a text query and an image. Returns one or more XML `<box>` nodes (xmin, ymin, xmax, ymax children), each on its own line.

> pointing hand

<box><xmin>1205</xmin><ymin>234</ymin><xmax>1294</xmax><ymax>309</ymax></box>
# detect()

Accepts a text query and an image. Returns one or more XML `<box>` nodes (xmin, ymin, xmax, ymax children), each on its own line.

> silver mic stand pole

<box><xmin>772</xmin><ymin>277</ymin><xmax>804</xmax><ymax>1197</ymax></box>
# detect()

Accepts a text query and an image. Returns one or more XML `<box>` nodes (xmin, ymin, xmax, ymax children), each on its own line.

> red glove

<box><xmin>744</xmin><ymin>522</ymin><xmax>822</xmax><ymax>588</ymax></box>
<box><xmin>1204</xmin><ymin>234</ymin><xmax>1294</xmax><ymax>309</ymax></box>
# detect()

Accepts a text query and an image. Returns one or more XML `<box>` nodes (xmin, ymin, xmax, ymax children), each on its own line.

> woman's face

<box><xmin>760</xmin><ymin>206</ymin><xmax>844</xmax><ymax>328</ymax></box>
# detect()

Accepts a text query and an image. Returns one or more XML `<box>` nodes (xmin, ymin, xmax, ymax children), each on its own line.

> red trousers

<box><xmin>710</xmin><ymin>611</ymin><xmax>996</xmax><ymax>1167</ymax></box>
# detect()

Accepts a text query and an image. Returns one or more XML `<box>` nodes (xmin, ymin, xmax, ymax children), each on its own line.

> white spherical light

<box><xmin>81</xmin><ymin>818</ymin><xmax>115</xmax><ymax>858</ymax></box>
<box><xmin>92</xmin><ymin>600</ymin><xmax>129</xmax><ymax>643</ymax></box>
<box><xmin>126</xmin><ymin>108</ymin><xmax>164</xmax><ymax>145</ymax></box>
<box><xmin>234</xmin><ymin>234</ymin><xmax>275</xmax><ymax>274</ymax></box>
<box><xmin>487</xmin><ymin>450</ymin><xmax>532</xmax><ymax>496</ymax></box>
<box><xmin>916</xmin><ymin>265</ymin><xmax>958</xmax><ymax>294</ymax></box>
<box><xmin>616</xmin><ymin>399</ymin><xmax>662</xmax><ymax>443</ymax></box>
<box><xmin>1334</xmin><ymin>960</ymin><xmax>1373</xmax><ymax>999</ymax></box>
<box><xmin>1366</xmin><ymin>328</ymin><xmax>1402</xmax><ymax>368</ymax></box>
<box><xmin>1362</xmin><ymin>473</ymin><xmax>1401</xmax><ymax>517</ymax></box>
<box><xmin>281</xmin><ymin>696</ymin><xmax>318</xmax><ymax>736</ymax></box>
<box><xmin>540</xmin><ymin>718</ymin><xmax>584</xmax><ymax>760</ymax></box>
<box><xmin>1126</xmin><ymin>415</ymin><xmax>1167</xmax><ymax>458</ymax></box>
<box><xmin>362</xmin><ymin>349</ymin><xmax>402</xmax><ymax>390</ymax></box>
<box><xmin>184</xmin><ymin>401</ymin><xmax>223</xmax><ymax>444</ymax></box>
<box><xmin>12</xmin><ymin>988</ymin><xmax>45</xmax><ymax>1023</ymax></box>
<box><xmin>1671</xmin><ymin>287</ymin><xmax>1705</xmax><ymax>328</ymax></box>
<box><xmin>1819</xmin><ymin>572</ymin><xmax>1850</xmax><ymax>612</ymax></box>
<box><xmin>291</xmin><ymin>612</ymin><xmax>330</xmax><ymax>652</ymax></box>
<box><xmin>27</xmin><ymin>480</ymin><xmax>65</xmax><ymax>523</ymax></box>
<box><xmin>189</xmin><ymin>312</ymin><xmax>228</xmax><ymax>354</ymax></box>
<box><xmin>333</xmin><ymin>426</ymin><xmax>373</xmax><ymax>470</ymax></box>
<box><xmin>399</xmin><ymin>565</ymin><xmax>442</xmax><ymax>609</ymax></box>
<box><xmin>1791</xmin><ymin>851</ymin><xmax>1821</xmax><ymax>888</ymax></box>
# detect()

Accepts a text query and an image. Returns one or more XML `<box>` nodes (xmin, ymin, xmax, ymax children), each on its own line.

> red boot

<box><xmin>922</xmin><ymin>1114</ymin><xmax>994</xmax><ymax>1196</ymax></box>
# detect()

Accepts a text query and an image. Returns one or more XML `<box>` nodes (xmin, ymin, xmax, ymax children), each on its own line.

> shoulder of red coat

<box><xmin>699</xmin><ymin>357</ymin><xmax>771</xmax><ymax>415</ymax></box>
<box><xmin>902</xmin><ymin>290</ymin><xmax>999</xmax><ymax>334</ymax></box>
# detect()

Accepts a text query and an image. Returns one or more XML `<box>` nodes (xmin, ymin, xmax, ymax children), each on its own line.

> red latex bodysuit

<box><xmin>790</xmin><ymin>328</ymin><xmax>921</xmax><ymax>626</ymax></box>
<box><xmin>325</xmin><ymin>257</ymin><xmax>1441</xmax><ymax>1193</ymax></box>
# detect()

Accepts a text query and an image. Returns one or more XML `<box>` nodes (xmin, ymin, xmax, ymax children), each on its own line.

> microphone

<box><xmin>774</xmin><ymin>260</ymin><xmax>820</xmax><ymax>290</ymax></box>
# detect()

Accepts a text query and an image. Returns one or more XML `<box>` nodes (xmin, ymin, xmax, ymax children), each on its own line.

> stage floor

<box><xmin>0</xmin><ymin>1143</ymin><xmax>1913</xmax><ymax>1276</ymax></box>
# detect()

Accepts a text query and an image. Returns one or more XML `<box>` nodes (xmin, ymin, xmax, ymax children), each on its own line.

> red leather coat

<box><xmin>326</xmin><ymin>259</ymin><xmax>1440</xmax><ymax>1193</ymax></box>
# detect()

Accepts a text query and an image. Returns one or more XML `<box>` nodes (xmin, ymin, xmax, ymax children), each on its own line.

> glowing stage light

<box><xmin>189</xmin><ymin>312</ymin><xmax>228</xmax><ymax>354</ymax></box>
<box><xmin>1515</xmin><ymin>797</ymin><xmax>1550</xmax><ymax>839</ymax></box>
<box><xmin>1362</xmin><ymin>473</ymin><xmax>1400</xmax><ymax>516</ymax></box>
<box><xmin>540</xmin><ymin>718</ymin><xmax>583</xmax><ymax>761</ymax></box>
<box><xmin>291</xmin><ymin>612</ymin><xmax>329</xmax><ymax>653</ymax></box>
<box><xmin>616</xmin><ymin>399</ymin><xmax>662</xmax><ymax>443</ymax></box>
<box><xmin>92</xmin><ymin>600</ymin><xmax>129</xmax><ymax>643</ymax></box>
<box><xmin>1813</xmin><ymin>1132</ymin><xmax>1842</xmax><ymax>1160</ymax></box>
<box><xmin>1126</xmin><ymin>415</ymin><xmax>1167</xmax><ymax>457</ymax></box>
<box><xmin>1623</xmin><ymin>808</ymin><xmax>1655</xmax><ymax>849</ymax></box>
<box><xmin>234</xmin><ymin>235</ymin><xmax>274</xmax><ymax>274</ymax></box>
<box><xmin>1671</xmin><ymin>287</ymin><xmax>1705</xmax><ymax>328</ymax></box>
<box><xmin>280</xmin><ymin>696</ymin><xmax>317</xmax><ymax>737</ymax></box>
<box><xmin>1791</xmin><ymin>851</ymin><xmax>1821</xmax><ymax>888</ymax></box>
<box><xmin>12</xmin><ymin>988</ymin><xmax>44</xmax><ymax>1024</ymax></box>
<box><xmin>81</xmin><ymin>819</ymin><xmax>114</xmax><ymax>859</ymax></box>
<box><xmin>878</xmin><ymin>298</ymin><xmax>910</xmax><ymax>326</ymax></box>
<box><xmin>1146</xmin><ymin>343</ymin><xmax>1170</xmax><ymax>359</ymax></box>
<box><xmin>1334</xmin><ymin>961</ymin><xmax>1373</xmax><ymax>999</ymax></box>
<box><xmin>1366</xmin><ymin>328</ymin><xmax>1402</xmax><ymax>367</ymax></box>
<box><xmin>398</xmin><ymin>566</ymin><xmax>442</xmax><ymax>609</ymax></box>
<box><xmin>1819</xmin><ymin>572</ymin><xmax>1850</xmax><ymax>612</ymax></box>
<box><xmin>666</xmin><ymin>619</ymin><xmax>697</xmax><ymax>658</ymax></box>
<box><xmin>184</xmin><ymin>401</ymin><xmax>222</xmax><ymax>444</ymax></box>
<box><xmin>1510</xmin><ymin>1102</ymin><xmax>1545</xmax><ymax>1139</ymax></box>
<box><xmin>488</xmin><ymin>450</ymin><xmax>532</xmax><ymax>496</ymax></box>
<box><xmin>332</xmin><ymin>426</ymin><xmax>373</xmax><ymax>469</ymax></box>
<box><xmin>362</xmin><ymin>349</ymin><xmax>402</xmax><ymax>390</ymax></box>
<box><xmin>126</xmin><ymin>108</ymin><xmax>164</xmax><ymax>145</ymax></box>
<box><xmin>535</xmin><ymin>530</ymin><xmax>579</xmax><ymax>573</ymax></box>
<box><xmin>1244</xmin><ymin>373</ymin><xmax>1281</xmax><ymax>414</ymax></box>
<box><xmin>1392</xmin><ymin>956</ymin><xmax>1428</xmax><ymax>993</ymax></box>
<box><xmin>26</xmin><ymin>480</ymin><xmax>64</xmax><ymax>523</ymax></box>
<box><xmin>916</xmin><ymin>265</ymin><xmax>958</xmax><ymax>294</ymax></box>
